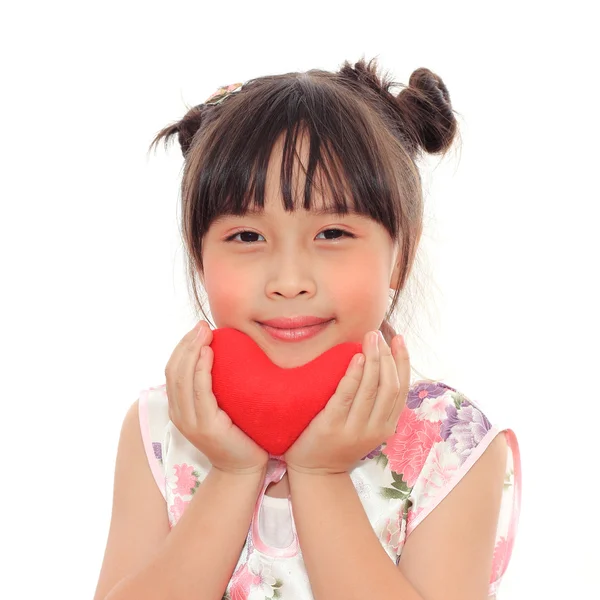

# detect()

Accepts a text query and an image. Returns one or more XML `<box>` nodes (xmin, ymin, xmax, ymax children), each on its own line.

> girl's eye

<box><xmin>225</xmin><ymin>229</ymin><xmax>355</xmax><ymax>244</ymax></box>
<box><xmin>316</xmin><ymin>228</ymin><xmax>355</xmax><ymax>241</ymax></box>
<box><xmin>225</xmin><ymin>231</ymin><xmax>265</xmax><ymax>243</ymax></box>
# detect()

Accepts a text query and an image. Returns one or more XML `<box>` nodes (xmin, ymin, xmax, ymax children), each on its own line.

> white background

<box><xmin>1</xmin><ymin>1</ymin><xmax>598</xmax><ymax>598</ymax></box>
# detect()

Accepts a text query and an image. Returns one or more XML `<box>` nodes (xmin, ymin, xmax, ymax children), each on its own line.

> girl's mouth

<box><xmin>257</xmin><ymin>319</ymin><xmax>334</xmax><ymax>342</ymax></box>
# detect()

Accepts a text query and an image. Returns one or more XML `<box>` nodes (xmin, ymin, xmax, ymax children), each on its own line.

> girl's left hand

<box><xmin>284</xmin><ymin>330</ymin><xmax>410</xmax><ymax>476</ymax></box>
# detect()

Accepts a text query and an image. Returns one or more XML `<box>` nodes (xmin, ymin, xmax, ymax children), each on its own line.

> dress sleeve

<box><xmin>138</xmin><ymin>384</ymin><xmax>171</xmax><ymax>501</ymax></box>
<box><xmin>403</xmin><ymin>381</ymin><xmax>522</xmax><ymax>595</ymax></box>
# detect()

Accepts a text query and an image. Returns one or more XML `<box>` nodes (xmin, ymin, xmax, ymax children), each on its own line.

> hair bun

<box><xmin>176</xmin><ymin>105</ymin><xmax>205</xmax><ymax>157</ymax></box>
<box><xmin>148</xmin><ymin>104</ymin><xmax>205</xmax><ymax>159</ymax></box>
<box><xmin>397</xmin><ymin>67</ymin><xmax>457</xmax><ymax>155</ymax></box>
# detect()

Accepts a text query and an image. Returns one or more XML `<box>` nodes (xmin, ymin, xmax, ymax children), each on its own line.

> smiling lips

<box><xmin>257</xmin><ymin>316</ymin><xmax>334</xmax><ymax>342</ymax></box>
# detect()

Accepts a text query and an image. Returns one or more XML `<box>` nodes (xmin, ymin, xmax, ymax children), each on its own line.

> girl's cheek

<box><xmin>331</xmin><ymin>259</ymin><xmax>384</xmax><ymax>302</ymax></box>
<box><xmin>329</xmin><ymin>261</ymin><xmax>390</xmax><ymax>329</ymax></box>
<box><xmin>202</xmin><ymin>261</ymin><xmax>253</xmax><ymax>319</ymax></box>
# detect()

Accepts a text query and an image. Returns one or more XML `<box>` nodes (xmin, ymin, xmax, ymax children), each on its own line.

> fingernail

<box><xmin>371</xmin><ymin>331</ymin><xmax>380</xmax><ymax>348</ymax></box>
<box><xmin>195</xmin><ymin>323</ymin><xmax>207</xmax><ymax>339</ymax></box>
<box><xmin>395</xmin><ymin>334</ymin><xmax>405</xmax><ymax>349</ymax></box>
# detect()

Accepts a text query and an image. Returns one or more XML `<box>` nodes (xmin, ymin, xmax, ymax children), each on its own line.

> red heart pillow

<box><xmin>209</xmin><ymin>327</ymin><xmax>363</xmax><ymax>455</ymax></box>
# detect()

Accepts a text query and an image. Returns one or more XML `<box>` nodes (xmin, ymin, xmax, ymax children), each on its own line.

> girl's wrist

<box><xmin>211</xmin><ymin>463</ymin><xmax>268</xmax><ymax>478</ymax></box>
<box><xmin>286</xmin><ymin>464</ymin><xmax>348</xmax><ymax>477</ymax></box>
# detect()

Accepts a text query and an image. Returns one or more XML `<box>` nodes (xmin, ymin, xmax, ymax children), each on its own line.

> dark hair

<box><xmin>149</xmin><ymin>56</ymin><xmax>460</xmax><ymax>378</ymax></box>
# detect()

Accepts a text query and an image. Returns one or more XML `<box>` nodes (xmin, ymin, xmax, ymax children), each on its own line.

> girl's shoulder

<box><xmin>387</xmin><ymin>379</ymin><xmax>519</xmax><ymax>502</ymax></box>
<box><xmin>381</xmin><ymin>378</ymin><xmax>521</xmax><ymax>592</ymax></box>
<box><xmin>403</xmin><ymin>377</ymin><xmax>503</xmax><ymax>443</ymax></box>
<box><xmin>137</xmin><ymin>384</ymin><xmax>170</xmax><ymax>500</ymax></box>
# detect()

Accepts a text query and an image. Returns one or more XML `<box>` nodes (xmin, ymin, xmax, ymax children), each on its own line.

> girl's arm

<box><xmin>105</xmin><ymin>466</ymin><xmax>265</xmax><ymax>600</ymax></box>
<box><xmin>288</xmin><ymin>469</ymin><xmax>423</xmax><ymax>600</ymax></box>
<box><xmin>287</xmin><ymin>433</ymin><xmax>507</xmax><ymax>600</ymax></box>
<box><xmin>96</xmin><ymin>400</ymin><xmax>266</xmax><ymax>600</ymax></box>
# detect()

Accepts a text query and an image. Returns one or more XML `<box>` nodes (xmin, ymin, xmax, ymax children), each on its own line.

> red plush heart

<box><xmin>209</xmin><ymin>327</ymin><xmax>363</xmax><ymax>455</ymax></box>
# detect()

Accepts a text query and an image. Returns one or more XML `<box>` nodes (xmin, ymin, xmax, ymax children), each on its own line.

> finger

<box><xmin>184</xmin><ymin>324</ymin><xmax>217</xmax><ymax>425</ymax></box>
<box><xmin>165</xmin><ymin>321</ymin><xmax>211</xmax><ymax>426</ymax></box>
<box><xmin>323</xmin><ymin>352</ymin><xmax>365</xmax><ymax>427</ymax></box>
<box><xmin>192</xmin><ymin>338</ymin><xmax>220</xmax><ymax>425</ymax></box>
<box><xmin>367</xmin><ymin>331</ymin><xmax>400</xmax><ymax>428</ymax></box>
<box><xmin>165</xmin><ymin>322</ymin><xmax>206</xmax><ymax>424</ymax></box>
<box><xmin>346</xmin><ymin>331</ymin><xmax>381</xmax><ymax>428</ymax></box>
<box><xmin>388</xmin><ymin>335</ymin><xmax>411</xmax><ymax>427</ymax></box>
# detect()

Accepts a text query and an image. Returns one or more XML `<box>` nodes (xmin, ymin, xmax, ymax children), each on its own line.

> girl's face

<box><xmin>200</xmin><ymin>137</ymin><xmax>402</xmax><ymax>368</ymax></box>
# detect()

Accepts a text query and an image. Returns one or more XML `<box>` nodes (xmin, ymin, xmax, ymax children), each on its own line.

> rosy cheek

<box><xmin>331</xmin><ymin>257</ymin><xmax>385</xmax><ymax>308</ymax></box>
<box><xmin>327</xmin><ymin>259</ymin><xmax>390</xmax><ymax>336</ymax></box>
<box><xmin>342</xmin><ymin>277</ymin><xmax>382</xmax><ymax>313</ymax></box>
<box><xmin>202</xmin><ymin>260</ymin><xmax>250</xmax><ymax>322</ymax></box>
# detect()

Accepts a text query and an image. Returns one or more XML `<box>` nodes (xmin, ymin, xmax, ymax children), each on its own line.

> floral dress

<box><xmin>139</xmin><ymin>380</ymin><xmax>521</xmax><ymax>599</ymax></box>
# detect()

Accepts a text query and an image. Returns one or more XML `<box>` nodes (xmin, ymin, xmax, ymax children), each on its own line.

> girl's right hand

<box><xmin>165</xmin><ymin>320</ymin><xmax>269</xmax><ymax>475</ymax></box>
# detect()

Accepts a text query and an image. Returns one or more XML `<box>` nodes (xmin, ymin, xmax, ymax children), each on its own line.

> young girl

<box><xmin>94</xmin><ymin>58</ymin><xmax>521</xmax><ymax>600</ymax></box>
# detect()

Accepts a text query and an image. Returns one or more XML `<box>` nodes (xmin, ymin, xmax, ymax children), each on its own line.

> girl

<box><xmin>94</xmin><ymin>58</ymin><xmax>521</xmax><ymax>600</ymax></box>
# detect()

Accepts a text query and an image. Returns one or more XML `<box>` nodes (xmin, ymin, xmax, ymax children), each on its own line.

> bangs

<box><xmin>185</xmin><ymin>75</ymin><xmax>402</xmax><ymax>237</ymax></box>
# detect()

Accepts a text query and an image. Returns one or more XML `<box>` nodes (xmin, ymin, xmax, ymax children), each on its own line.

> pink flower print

<box><xmin>490</xmin><ymin>536</ymin><xmax>510</xmax><ymax>583</ymax></box>
<box><xmin>168</xmin><ymin>495</ymin><xmax>191</xmax><ymax>526</ymax></box>
<box><xmin>383</xmin><ymin>407</ymin><xmax>442</xmax><ymax>487</ymax></box>
<box><xmin>407</xmin><ymin>505</ymin><xmax>425</xmax><ymax>528</ymax></box>
<box><xmin>229</xmin><ymin>563</ymin><xmax>254</xmax><ymax>600</ymax></box>
<box><xmin>413</xmin><ymin>392</ymin><xmax>450</xmax><ymax>422</ymax></box>
<box><xmin>417</xmin><ymin>440</ymin><xmax>461</xmax><ymax>504</ymax></box>
<box><xmin>247</xmin><ymin>554</ymin><xmax>277</xmax><ymax>598</ymax></box>
<box><xmin>173</xmin><ymin>463</ymin><xmax>200</xmax><ymax>497</ymax></box>
<box><xmin>229</xmin><ymin>554</ymin><xmax>277</xmax><ymax>600</ymax></box>
<box><xmin>382</xmin><ymin>512</ymin><xmax>407</xmax><ymax>555</ymax></box>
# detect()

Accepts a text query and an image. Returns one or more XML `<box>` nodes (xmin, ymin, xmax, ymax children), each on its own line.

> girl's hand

<box><xmin>165</xmin><ymin>321</ymin><xmax>269</xmax><ymax>475</ymax></box>
<box><xmin>284</xmin><ymin>330</ymin><xmax>410</xmax><ymax>476</ymax></box>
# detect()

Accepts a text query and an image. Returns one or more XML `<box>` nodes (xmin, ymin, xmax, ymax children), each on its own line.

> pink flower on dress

<box><xmin>229</xmin><ymin>554</ymin><xmax>277</xmax><ymax>600</ymax></box>
<box><xmin>168</xmin><ymin>495</ymin><xmax>190</xmax><ymax>526</ymax></box>
<box><xmin>418</xmin><ymin>440</ymin><xmax>462</xmax><ymax>504</ymax></box>
<box><xmin>490</xmin><ymin>536</ymin><xmax>510</xmax><ymax>583</ymax></box>
<box><xmin>382</xmin><ymin>512</ymin><xmax>407</xmax><ymax>555</ymax></box>
<box><xmin>230</xmin><ymin>563</ymin><xmax>254</xmax><ymax>600</ymax></box>
<box><xmin>173</xmin><ymin>463</ymin><xmax>200</xmax><ymax>497</ymax></box>
<box><xmin>383</xmin><ymin>407</ymin><xmax>442</xmax><ymax>487</ymax></box>
<box><xmin>407</xmin><ymin>505</ymin><xmax>425</xmax><ymax>529</ymax></box>
<box><xmin>413</xmin><ymin>393</ymin><xmax>450</xmax><ymax>422</ymax></box>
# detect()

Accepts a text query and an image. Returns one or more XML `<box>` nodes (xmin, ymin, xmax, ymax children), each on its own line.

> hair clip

<box><xmin>203</xmin><ymin>82</ymin><xmax>244</xmax><ymax>106</ymax></box>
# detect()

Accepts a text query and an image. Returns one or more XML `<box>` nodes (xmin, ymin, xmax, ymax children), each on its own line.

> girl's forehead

<box><xmin>251</xmin><ymin>174</ymin><xmax>357</xmax><ymax>217</ymax></box>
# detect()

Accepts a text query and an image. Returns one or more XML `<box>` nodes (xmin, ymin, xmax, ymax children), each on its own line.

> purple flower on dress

<box><xmin>440</xmin><ymin>401</ymin><xmax>492</xmax><ymax>461</ymax></box>
<box><xmin>407</xmin><ymin>382</ymin><xmax>449</xmax><ymax>410</ymax></box>
<box><xmin>153</xmin><ymin>442</ymin><xmax>162</xmax><ymax>461</ymax></box>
